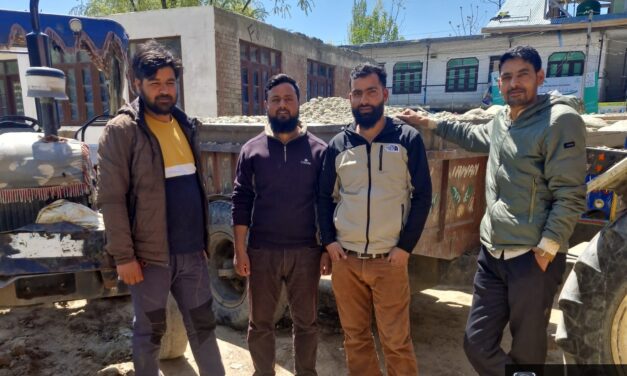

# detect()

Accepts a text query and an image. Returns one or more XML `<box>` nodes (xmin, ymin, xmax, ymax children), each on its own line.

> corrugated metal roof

<box><xmin>485</xmin><ymin>0</ymin><xmax>550</xmax><ymax>28</ymax></box>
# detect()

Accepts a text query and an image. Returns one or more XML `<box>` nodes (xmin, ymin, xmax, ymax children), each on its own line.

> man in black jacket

<box><xmin>232</xmin><ymin>74</ymin><xmax>331</xmax><ymax>376</ymax></box>
<box><xmin>317</xmin><ymin>64</ymin><xmax>432</xmax><ymax>376</ymax></box>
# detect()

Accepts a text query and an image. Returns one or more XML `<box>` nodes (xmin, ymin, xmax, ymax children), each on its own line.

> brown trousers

<box><xmin>247</xmin><ymin>245</ymin><xmax>322</xmax><ymax>376</ymax></box>
<box><xmin>332</xmin><ymin>255</ymin><xmax>418</xmax><ymax>376</ymax></box>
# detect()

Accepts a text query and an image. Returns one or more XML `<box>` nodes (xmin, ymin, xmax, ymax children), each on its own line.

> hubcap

<box><xmin>611</xmin><ymin>292</ymin><xmax>627</xmax><ymax>369</ymax></box>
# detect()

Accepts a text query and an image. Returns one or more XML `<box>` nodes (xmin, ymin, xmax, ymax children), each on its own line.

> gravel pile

<box><xmin>202</xmin><ymin>97</ymin><xmax>621</xmax><ymax>131</ymax></box>
<box><xmin>202</xmin><ymin>97</ymin><xmax>423</xmax><ymax>125</ymax></box>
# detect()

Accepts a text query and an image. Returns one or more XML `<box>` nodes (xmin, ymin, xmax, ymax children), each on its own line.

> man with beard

<box><xmin>98</xmin><ymin>40</ymin><xmax>224</xmax><ymax>376</ymax></box>
<box><xmin>232</xmin><ymin>73</ymin><xmax>331</xmax><ymax>376</ymax></box>
<box><xmin>398</xmin><ymin>46</ymin><xmax>586</xmax><ymax>375</ymax></box>
<box><xmin>317</xmin><ymin>63</ymin><xmax>432</xmax><ymax>375</ymax></box>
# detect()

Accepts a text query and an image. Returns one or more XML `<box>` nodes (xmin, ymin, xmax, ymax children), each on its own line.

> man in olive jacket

<box><xmin>98</xmin><ymin>40</ymin><xmax>224</xmax><ymax>376</ymax></box>
<box><xmin>398</xmin><ymin>46</ymin><xmax>586</xmax><ymax>375</ymax></box>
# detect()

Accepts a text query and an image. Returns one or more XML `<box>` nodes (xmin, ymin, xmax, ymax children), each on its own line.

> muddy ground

<box><xmin>0</xmin><ymin>281</ymin><xmax>565</xmax><ymax>376</ymax></box>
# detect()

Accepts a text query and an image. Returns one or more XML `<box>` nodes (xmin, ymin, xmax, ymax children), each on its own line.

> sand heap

<box><xmin>202</xmin><ymin>96</ymin><xmax>620</xmax><ymax>131</ymax></box>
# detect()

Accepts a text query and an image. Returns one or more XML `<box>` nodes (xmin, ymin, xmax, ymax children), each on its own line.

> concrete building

<box><xmin>347</xmin><ymin>0</ymin><xmax>627</xmax><ymax>112</ymax></box>
<box><xmin>109</xmin><ymin>6</ymin><xmax>370</xmax><ymax>118</ymax></box>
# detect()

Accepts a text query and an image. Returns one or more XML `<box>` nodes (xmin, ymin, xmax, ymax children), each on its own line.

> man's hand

<box><xmin>117</xmin><ymin>260</ymin><xmax>144</xmax><ymax>285</ymax></box>
<box><xmin>320</xmin><ymin>252</ymin><xmax>332</xmax><ymax>275</ymax></box>
<box><xmin>386</xmin><ymin>247</ymin><xmax>411</xmax><ymax>266</ymax></box>
<box><xmin>396</xmin><ymin>109</ymin><xmax>435</xmax><ymax>130</ymax></box>
<box><xmin>532</xmin><ymin>247</ymin><xmax>551</xmax><ymax>272</ymax></box>
<box><xmin>234</xmin><ymin>251</ymin><xmax>251</xmax><ymax>277</ymax></box>
<box><xmin>325</xmin><ymin>242</ymin><xmax>347</xmax><ymax>261</ymax></box>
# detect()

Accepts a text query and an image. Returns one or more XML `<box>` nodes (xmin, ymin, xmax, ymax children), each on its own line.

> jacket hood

<box><xmin>117</xmin><ymin>97</ymin><xmax>195</xmax><ymax>128</ymax></box>
<box><xmin>117</xmin><ymin>98</ymin><xmax>140</xmax><ymax>119</ymax></box>
<box><xmin>515</xmin><ymin>94</ymin><xmax>582</xmax><ymax>121</ymax></box>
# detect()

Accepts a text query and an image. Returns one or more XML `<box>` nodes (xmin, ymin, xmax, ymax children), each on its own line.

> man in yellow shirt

<box><xmin>98</xmin><ymin>40</ymin><xmax>224</xmax><ymax>376</ymax></box>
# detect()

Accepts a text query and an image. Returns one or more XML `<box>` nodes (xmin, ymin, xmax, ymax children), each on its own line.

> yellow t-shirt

<box><xmin>145</xmin><ymin>113</ymin><xmax>196</xmax><ymax>178</ymax></box>
<box><xmin>144</xmin><ymin>112</ymin><xmax>204</xmax><ymax>254</ymax></box>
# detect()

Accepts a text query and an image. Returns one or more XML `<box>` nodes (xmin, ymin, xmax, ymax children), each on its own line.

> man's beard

<box><xmin>351</xmin><ymin>102</ymin><xmax>385</xmax><ymax>130</ymax></box>
<box><xmin>268</xmin><ymin>112</ymin><xmax>299</xmax><ymax>134</ymax></box>
<box><xmin>505</xmin><ymin>89</ymin><xmax>534</xmax><ymax>107</ymax></box>
<box><xmin>141</xmin><ymin>91</ymin><xmax>177</xmax><ymax>115</ymax></box>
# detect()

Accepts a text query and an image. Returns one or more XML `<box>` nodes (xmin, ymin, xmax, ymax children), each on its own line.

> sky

<box><xmin>0</xmin><ymin>0</ymin><xmax>501</xmax><ymax>45</ymax></box>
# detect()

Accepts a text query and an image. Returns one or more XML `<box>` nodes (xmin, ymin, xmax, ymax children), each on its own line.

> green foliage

<box><xmin>348</xmin><ymin>0</ymin><xmax>403</xmax><ymax>44</ymax></box>
<box><xmin>70</xmin><ymin>0</ymin><xmax>313</xmax><ymax>20</ymax></box>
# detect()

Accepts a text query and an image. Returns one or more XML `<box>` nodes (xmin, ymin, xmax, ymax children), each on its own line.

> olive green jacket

<box><xmin>436</xmin><ymin>94</ymin><xmax>586</xmax><ymax>253</ymax></box>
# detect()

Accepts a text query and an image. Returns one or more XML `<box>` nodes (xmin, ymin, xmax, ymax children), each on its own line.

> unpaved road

<box><xmin>0</xmin><ymin>285</ymin><xmax>564</xmax><ymax>376</ymax></box>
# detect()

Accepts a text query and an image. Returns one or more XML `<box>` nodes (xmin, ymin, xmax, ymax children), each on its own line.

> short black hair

<box><xmin>132</xmin><ymin>40</ymin><xmax>182</xmax><ymax>81</ymax></box>
<box><xmin>350</xmin><ymin>63</ymin><xmax>387</xmax><ymax>88</ymax></box>
<box><xmin>265</xmin><ymin>73</ymin><xmax>300</xmax><ymax>100</ymax></box>
<box><xmin>499</xmin><ymin>45</ymin><xmax>542</xmax><ymax>72</ymax></box>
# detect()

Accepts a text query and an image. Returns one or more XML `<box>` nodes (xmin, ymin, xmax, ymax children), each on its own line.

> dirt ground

<box><xmin>0</xmin><ymin>284</ymin><xmax>564</xmax><ymax>376</ymax></box>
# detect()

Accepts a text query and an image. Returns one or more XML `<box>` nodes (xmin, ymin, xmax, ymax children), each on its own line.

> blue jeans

<box><xmin>129</xmin><ymin>251</ymin><xmax>225</xmax><ymax>376</ymax></box>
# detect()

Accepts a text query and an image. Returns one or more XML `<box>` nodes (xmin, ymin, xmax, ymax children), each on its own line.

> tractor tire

<box><xmin>208</xmin><ymin>200</ymin><xmax>287</xmax><ymax>330</ymax></box>
<box><xmin>557</xmin><ymin>212</ymin><xmax>627</xmax><ymax>371</ymax></box>
<box><xmin>159</xmin><ymin>294</ymin><xmax>188</xmax><ymax>360</ymax></box>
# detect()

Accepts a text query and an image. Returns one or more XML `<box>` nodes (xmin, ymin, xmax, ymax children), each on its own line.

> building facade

<box><xmin>347</xmin><ymin>0</ymin><xmax>627</xmax><ymax>112</ymax></box>
<box><xmin>109</xmin><ymin>6</ymin><xmax>369</xmax><ymax>118</ymax></box>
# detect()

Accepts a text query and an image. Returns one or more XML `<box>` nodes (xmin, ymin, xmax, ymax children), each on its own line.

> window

<box><xmin>393</xmin><ymin>61</ymin><xmax>422</xmax><ymax>94</ymax></box>
<box><xmin>0</xmin><ymin>60</ymin><xmax>24</xmax><ymax>116</ymax></box>
<box><xmin>488</xmin><ymin>55</ymin><xmax>501</xmax><ymax>82</ymax></box>
<box><xmin>129</xmin><ymin>37</ymin><xmax>185</xmax><ymax>110</ymax></box>
<box><xmin>52</xmin><ymin>47</ymin><xmax>108</xmax><ymax>126</ymax></box>
<box><xmin>240</xmin><ymin>40</ymin><xmax>281</xmax><ymax>115</ymax></box>
<box><xmin>547</xmin><ymin>51</ymin><xmax>585</xmax><ymax>77</ymax></box>
<box><xmin>307</xmin><ymin>60</ymin><xmax>334</xmax><ymax>100</ymax></box>
<box><xmin>446</xmin><ymin>57</ymin><xmax>479</xmax><ymax>92</ymax></box>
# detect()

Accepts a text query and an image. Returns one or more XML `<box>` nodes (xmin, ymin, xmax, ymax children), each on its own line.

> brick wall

<box><xmin>213</xmin><ymin>7</ymin><xmax>373</xmax><ymax>116</ymax></box>
<box><xmin>215</xmin><ymin>31</ymin><xmax>242</xmax><ymax>116</ymax></box>
<box><xmin>335</xmin><ymin>66</ymin><xmax>352</xmax><ymax>99</ymax></box>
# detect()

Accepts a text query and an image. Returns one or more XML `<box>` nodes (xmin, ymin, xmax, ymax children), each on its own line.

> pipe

<box><xmin>30</xmin><ymin>0</ymin><xmax>40</xmax><ymax>32</ymax></box>
<box><xmin>26</xmin><ymin>0</ymin><xmax>60</xmax><ymax>137</ymax></box>
<box><xmin>423</xmin><ymin>42</ymin><xmax>430</xmax><ymax>106</ymax></box>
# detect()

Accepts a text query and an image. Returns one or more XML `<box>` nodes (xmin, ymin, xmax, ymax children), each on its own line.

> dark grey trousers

<box><xmin>463</xmin><ymin>246</ymin><xmax>566</xmax><ymax>376</ymax></box>
<box><xmin>129</xmin><ymin>251</ymin><xmax>225</xmax><ymax>376</ymax></box>
<box><xmin>247</xmin><ymin>245</ymin><xmax>322</xmax><ymax>376</ymax></box>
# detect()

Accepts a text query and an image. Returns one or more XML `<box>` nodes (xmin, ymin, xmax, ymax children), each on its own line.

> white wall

<box><xmin>354</xmin><ymin>30</ymin><xmax>604</xmax><ymax>110</ymax></box>
<box><xmin>109</xmin><ymin>6</ymin><xmax>219</xmax><ymax>118</ymax></box>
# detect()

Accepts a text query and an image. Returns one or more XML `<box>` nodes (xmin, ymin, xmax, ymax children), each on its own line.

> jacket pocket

<box><xmin>528</xmin><ymin>177</ymin><xmax>537</xmax><ymax>224</ymax></box>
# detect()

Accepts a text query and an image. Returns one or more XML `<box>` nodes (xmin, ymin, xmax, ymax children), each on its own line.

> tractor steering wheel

<box><xmin>0</xmin><ymin>115</ymin><xmax>41</xmax><ymax>132</ymax></box>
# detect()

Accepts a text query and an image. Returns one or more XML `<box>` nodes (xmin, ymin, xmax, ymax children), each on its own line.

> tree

<box><xmin>347</xmin><ymin>0</ymin><xmax>404</xmax><ymax>45</ymax></box>
<box><xmin>448</xmin><ymin>4</ymin><xmax>487</xmax><ymax>36</ymax></box>
<box><xmin>70</xmin><ymin>0</ymin><xmax>313</xmax><ymax>20</ymax></box>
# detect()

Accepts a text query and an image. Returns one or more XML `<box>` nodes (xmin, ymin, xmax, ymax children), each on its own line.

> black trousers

<box><xmin>463</xmin><ymin>246</ymin><xmax>566</xmax><ymax>376</ymax></box>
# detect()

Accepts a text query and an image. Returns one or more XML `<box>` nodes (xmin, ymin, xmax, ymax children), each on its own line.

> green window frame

<box><xmin>445</xmin><ymin>57</ymin><xmax>479</xmax><ymax>92</ymax></box>
<box><xmin>547</xmin><ymin>51</ymin><xmax>585</xmax><ymax>77</ymax></box>
<box><xmin>393</xmin><ymin>61</ymin><xmax>422</xmax><ymax>94</ymax></box>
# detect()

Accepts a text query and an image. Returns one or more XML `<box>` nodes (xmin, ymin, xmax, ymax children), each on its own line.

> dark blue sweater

<box><xmin>232</xmin><ymin>130</ymin><xmax>327</xmax><ymax>248</ymax></box>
